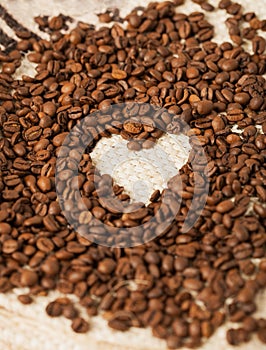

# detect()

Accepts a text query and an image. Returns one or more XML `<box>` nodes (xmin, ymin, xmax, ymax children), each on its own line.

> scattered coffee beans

<box><xmin>0</xmin><ymin>0</ymin><xmax>265</xmax><ymax>348</ymax></box>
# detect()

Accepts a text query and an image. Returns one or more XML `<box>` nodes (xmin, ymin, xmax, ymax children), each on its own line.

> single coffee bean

<box><xmin>98</xmin><ymin>259</ymin><xmax>116</xmax><ymax>274</ymax></box>
<box><xmin>2</xmin><ymin>239</ymin><xmax>19</xmax><ymax>254</ymax></box>
<box><xmin>216</xmin><ymin>200</ymin><xmax>234</xmax><ymax>213</ymax></box>
<box><xmin>63</xmin><ymin>304</ymin><xmax>79</xmax><ymax>319</ymax></box>
<box><xmin>0</xmin><ymin>222</ymin><xmax>12</xmax><ymax>234</ymax></box>
<box><xmin>18</xmin><ymin>294</ymin><xmax>33</xmax><ymax>305</ymax></box>
<box><xmin>197</xmin><ymin>100</ymin><xmax>213</xmax><ymax>115</ymax></box>
<box><xmin>37</xmin><ymin>176</ymin><xmax>52</xmax><ymax>192</ymax></box>
<box><xmin>71</xmin><ymin>317</ymin><xmax>90</xmax><ymax>333</ymax></box>
<box><xmin>20</xmin><ymin>270</ymin><xmax>38</xmax><ymax>287</ymax></box>
<box><xmin>46</xmin><ymin>301</ymin><xmax>63</xmax><ymax>317</ymax></box>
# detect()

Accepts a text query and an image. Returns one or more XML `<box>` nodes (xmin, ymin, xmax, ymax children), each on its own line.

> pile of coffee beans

<box><xmin>0</xmin><ymin>0</ymin><xmax>266</xmax><ymax>348</ymax></box>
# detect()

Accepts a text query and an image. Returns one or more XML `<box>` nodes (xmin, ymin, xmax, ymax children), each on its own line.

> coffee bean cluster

<box><xmin>0</xmin><ymin>0</ymin><xmax>266</xmax><ymax>348</ymax></box>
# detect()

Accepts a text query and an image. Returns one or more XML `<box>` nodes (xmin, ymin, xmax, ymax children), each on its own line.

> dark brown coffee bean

<box><xmin>152</xmin><ymin>324</ymin><xmax>168</xmax><ymax>339</ymax></box>
<box><xmin>43</xmin><ymin>215</ymin><xmax>60</xmax><ymax>232</ymax></box>
<box><xmin>166</xmin><ymin>335</ymin><xmax>182</xmax><ymax>349</ymax></box>
<box><xmin>216</xmin><ymin>200</ymin><xmax>234</xmax><ymax>213</ymax></box>
<box><xmin>41</xmin><ymin>258</ymin><xmax>60</xmax><ymax>276</ymax></box>
<box><xmin>98</xmin><ymin>258</ymin><xmax>116</xmax><ymax>274</ymax></box>
<box><xmin>243</xmin><ymin>316</ymin><xmax>257</xmax><ymax>332</ymax></box>
<box><xmin>2</xmin><ymin>239</ymin><xmax>19</xmax><ymax>254</ymax></box>
<box><xmin>173</xmin><ymin>320</ymin><xmax>188</xmax><ymax>337</ymax></box>
<box><xmin>71</xmin><ymin>317</ymin><xmax>90</xmax><ymax>333</ymax></box>
<box><xmin>227</xmin><ymin>329</ymin><xmax>238</xmax><ymax>345</ymax></box>
<box><xmin>36</xmin><ymin>237</ymin><xmax>55</xmax><ymax>253</ymax></box>
<box><xmin>197</xmin><ymin>100</ymin><xmax>213</xmax><ymax>115</ymax></box>
<box><xmin>108</xmin><ymin>317</ymin><xmax>130</xmax><ymax>331</ymax></box>
<box><xmin>17</xmin><ymin>294</ymin><xmax>33</xmax><ymax>305</ymax></box>
<box><xmin>0</xmin><ymin>223</ymin><xmax>12</xmax><ymax>234</ymax></box>
<box><xmin>234</xmin><ymin>92</ymin><xmax>250</xmax><ymax>105</ymax></box>
<box><xmin>52</xmin><ymin>132</ymin><xmax>69</xmax><ymax>147</ymax></box>
<box><xmin>174</xmin><ymin>257</ymin><xmax>189</xmax><ymax>271</ymax></box>
<box><xmin>63</xmin><ymin>304</ymin><xmax>79</xmax><ymax>319</ymax></box>
<box><xmin>258</xmin><ymin>327</ymin><xmax>266</xmax><ymax>343</ymax></box>
<box><xmin>179</xmin><ymin>21</ymin><xmax>191</xmax><ymax>39</ymax></box>
<box><xmin>24</xmin><ymin>126</ymin><xmax>42</xmax><ymax>141</ymax></box>
<box><xmin>221</xmin><ymin>59</ymin><xmax>239</xmax><ymax>72</ymax></box>
<box><xmin>183</xmin><ymin>278</ymin><xmax>203</xmax><ymax>291</ymax></box>
<box><xmin>37</xmin><ymin>176</ymin><xmax>52</xmax><ymax>192</ymax></box>
<box><xmin>46</xmin><ymin>301</ymin><xmax>63</xmax><ymax>317</ymax></box>
<box><xmin>20</xmin><ymin>270</ymin><xmax>38</xmax><ymax>287</ymax></box>
<box><xmin>252</xmin><ymin>36</ymin><xmax>266</xmax><ymax>54</ymax></box>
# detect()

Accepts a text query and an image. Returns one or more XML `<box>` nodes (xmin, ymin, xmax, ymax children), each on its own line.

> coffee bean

<box><xmin>20</xmin><ymin>270</ymin><xmax>38</xmax><ymax>287</ymax></box>
<box><xmin>18</xmin><ymin>294</ymin><xmax>33</xmax><ymax>305</ymax></box>
<box><xmin>123</xmin><ymin>121</ymin><xmax>143</xmax><ymax>134</ymax></box>
<box><xmin>221</xmin><ymin>59</ymin><xmax>239</xmax><ymax>72</ymax></box>
<box><xmin>63</xmin><ymin>304</ymin><xmax>79</xmax><ymax>319</ymax></box>
<box><xmin>174</xmin><ymin>257</ymin><xmax>189</xmax><ymax>271</ymax></box>
<box><xmin>258</xmin><ymin>328</ymin><xmax>266</xmax><ymax>343</ymax></box>
<box><xmin>166</xmin><ymin>335</ymin><xmax>182</xmax><ymax>349</ymax></box>
<box><xmin>2</xmin><ymin>239</ymin><xmax>19</xmax><ymax>254</ymax></box>
<box><xmin>250</xmin><ymin>96</ymin><xmax>264</xmax><ymax>110</ymax></box>
<box><xmin>183</xmin><ymin>278</ymin><xmax>204</xmax><ymax>291</ymax></box>
<box><xmin>186</xmin><ymin>67</ymin><xmax>199</xmax><ymax>79</ymax></box>
<box><xmin>0</xmin><ymin>222</ymin><xmax>12</xmax><ymax>234</ymax></box>
<box><xmin>41</xmin><ymin>258</ymin><xmax>60</xmax><ymax>276</ymax></box>
<box><xmin>108</xmin><ymin>318</ymin><xmax>130</xmax><ymax>332</ymax></box>
<box><xmin>252</xmin><ymin>36</ymin><xmax>266</xmax><ymax>54</ymax></box>
<box><xmin>197</xmin><ymin>100</ymin><xmax>213</xmax><ymax>115</ymax></box>
<box><xmin>234</xmin><ymin>92</ymin><xmax>250</xmax><ymax>105</ymax></box>
<box><xmin>243</xmin><ymin>316</ymin><xmax>257</xmax><ymax>332</ymax></box>
<box><xmin>46</xmin><ymin>301</ymin><xmax>63</xmax><ymax>317</ymax></box>
<box><xmin>216</xmin><ymin>200</ymin><xmax>234</xmax><ymax>213</ymax></box>
<box><xmin>36</xmin><ymin>237</ymin><xmax>55</xmax><ymax>253</ymax></box>
<box><xmin>52</xmin><ymin>132</ymin><xmax>69</xmax><ymax>147</ymax></box>
<box><xmin>179</xmin><ymin>21</ymin><xmax>191</xmax><ymax>39</ymax></box>
<box><xmin>37</xmin><ymin>176</ymin><xmax>52</xmax><ymax>192</ymax></box>
<box><xmin>24</xmin><ymin>126</ymin><xmax>42</xmax><ymax>141</ymax></box>
<box><xmin>152</xmin><ymin>324</ymin><xmax>168</xmax><ymax>339</ymax></box>
<box><xmin>98</xmin><ymin>259</ymin><xmax>116</xmax><ymax>274</ymax></box>
<box><xmin>71</xmin><ymin>317</ymin><xmax>90</xmax><ymax>333</ymax></box>
<box><xmin>173</xmin><ymin>320</ymin><xmax>188</xmax><ymax>337</ymax></box>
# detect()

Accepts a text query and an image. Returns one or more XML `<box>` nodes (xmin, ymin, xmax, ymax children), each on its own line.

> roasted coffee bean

<box><xmin>166</xmin><ymin>335</ymin><xmax>182</xmax><ymax>349</ymax></box>
<box><xmin>37</xmin><ymin>176</ymin><xmax>52</xmax><ymax>192</ymax></box>
<box><xmin>20</xmin><ymin>270</ymin><xmax>38</xmax><ymax>287</ymax></box>
<box><xmin>46</xmin><ymin>301</ymin><xmax>63</xmax><ymax>317</ymax></box>
<box><xmin>98</xmin><ymin>259</ymin><xmax>116</xmax><ymax>274</ymax></box>
<box><xmin>2</xmin><ymin>239</ymin><xmax>19</xmax><ymax>254</ymax></box>
<box><xmin>36</xmin><ymin>237</ymin><xmax>55</xmax><ymax>253</ymax></box>
<box><xmin>216</xmin><ymin>200</ymin><xmax>234</xmax><ymax>213</ymax></box>
<box><xmin>0</xmin><ymin>223</ymin><xmax>12</xmax><ymax>235</ymax></box>
<box><xmin>197</xmin><ymin>101</ymin><xmax>213</xmax><ymax>115</ymax></box>
<box><xmin>41</xmin><ymin>258</ymin><xmax>60</xmax><ymax>276</ymax></box>
<box><xmin>24</xmin><ymin>126</ymin><xmax>42</xmax><ymax>141</ymax></box>
<box><xmin>258</xmin><ymin>328</ymin><xmax>266</xmax><ymax>344</ymax></box>
<box><xmin>173</xmin><ymin>320</ymin><xmax>189</xmax><ymax>337</ymax></box>
<box><xmin>71</xmin><ymin>317</ymin><xmax>90</xmax><ymax>333</ymax></box>
<box><xmin>242</xmin><ymin>316</ymin><xmax>257</xmax><ymax>332</ymax></box>
<box><xmin>17</xmin><ymin>294</ymin><xmax>33</xmax><ymax>305</ymax></box>
<box><xmin>63</xmin><ymin>304</ymin><xmax>79</xmax><ymax>319</ymax></box>
<box><xmin>108</xmin><ymin>317</ymin><xmax>130</xmax><ymax>331</ymax></box>
<box><xmin>179</xmin><ymin>21</ymin><xmax>191</xmax><ymax>39</ymax></box>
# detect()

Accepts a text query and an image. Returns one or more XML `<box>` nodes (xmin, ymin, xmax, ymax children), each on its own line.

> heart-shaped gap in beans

<box><xmin>90</xmin><ymin>133</ymin><xmax>191</xmax><ymax>204</ymax></box>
